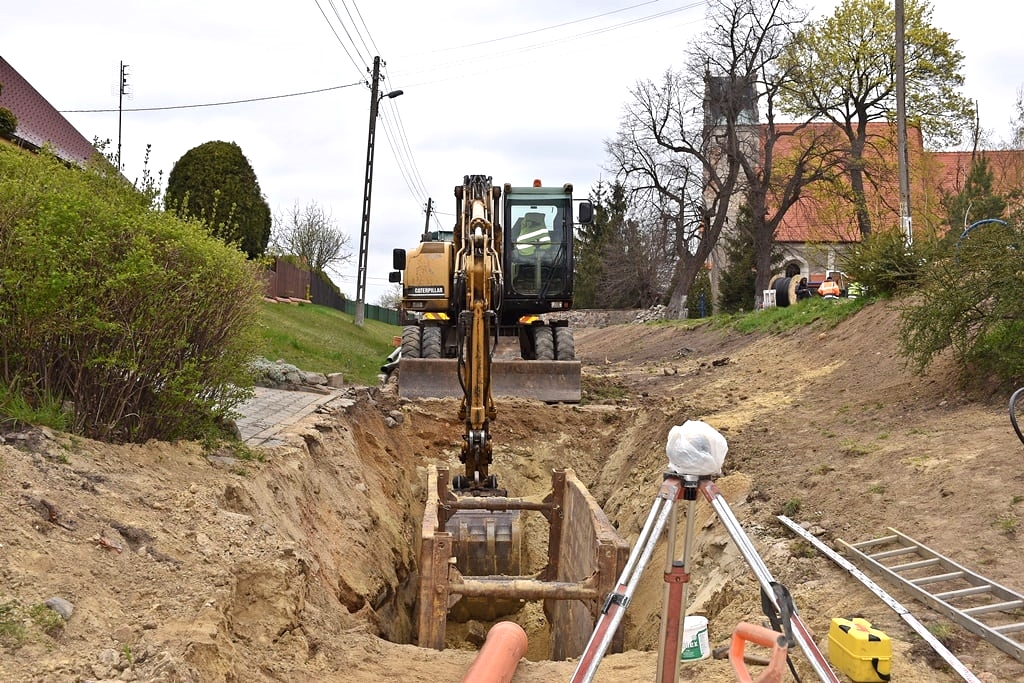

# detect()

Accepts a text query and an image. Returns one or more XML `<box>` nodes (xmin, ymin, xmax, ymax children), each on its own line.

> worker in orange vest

<box><xmin>818</xmin><ymin>276</ymin><xmax>841</xmax><ymax>298</ymax></box>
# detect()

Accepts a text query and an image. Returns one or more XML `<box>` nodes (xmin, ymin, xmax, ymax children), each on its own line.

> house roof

<box><xmin>766</xmin><ymin>121</ymin><xmax>1023</xmax><ymax>244</ymax></box>
<box><xmin>0</xmin><ymin>56</ymin><xmax>97</xmax><ymax>165</ymax></box>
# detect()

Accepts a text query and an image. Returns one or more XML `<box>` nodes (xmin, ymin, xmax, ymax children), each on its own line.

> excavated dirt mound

<box><xmin>2</xmin><ymin>300</ymin><xmax>1022</xmax><ymax>682</ymax></box>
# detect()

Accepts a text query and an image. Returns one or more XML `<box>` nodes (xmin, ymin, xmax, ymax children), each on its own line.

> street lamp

<box><xmin>354</xmin><ymin>55</ymin><xmax>404</xmax><ymax>327</ymax></box>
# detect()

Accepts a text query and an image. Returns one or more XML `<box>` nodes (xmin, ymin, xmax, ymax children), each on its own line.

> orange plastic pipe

<box><xmin>460</xmin><ymin>621</ymin><xmax>529</xmax><ymax>683</ymax></box>
<box><xmin>729</xmin><ymin>622</ymin><xmax>789</xmax><ymax>683</ymax></box>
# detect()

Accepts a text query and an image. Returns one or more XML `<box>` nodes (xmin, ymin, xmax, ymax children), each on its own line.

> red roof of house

<box><xmin>766</xmin><ymin>121</ymin><xmax>1023</xmax><ymax>244</ymax></box>
<box><xmin>0</xmin><ymin>56</ymin><xmax>97</xmax><ymax>165</ymax></box>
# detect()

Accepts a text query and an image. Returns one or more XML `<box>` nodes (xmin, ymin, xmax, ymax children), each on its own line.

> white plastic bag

<box><xmin>665</xmin><ymin>420</ymin><xmax>727</xmax><ymax>476</ymax></box>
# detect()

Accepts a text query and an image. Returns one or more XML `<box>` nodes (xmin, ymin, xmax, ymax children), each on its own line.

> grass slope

<box><xmin>258</xmin><ymin>302</ymin><xmax>399</xmax><ymax>386</ymax></box>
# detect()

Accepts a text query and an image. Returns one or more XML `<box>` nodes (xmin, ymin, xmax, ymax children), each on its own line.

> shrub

<box><xmin>0</xmin><ymin>147</ymin><xmax>263</xmax><ymax>442</ymax></box>
<box><xmin>0</xmin><ymin>108</ymin><xmax>16</xmax><ymax>139</ymax></box>
<box><xmin>899</xmin><ymin>215</ymin><xmax>1024</xmax><ymax>385</ymax></box>
<box><xmin>840</xmin><ymin>228</ymin><xmax>941</xmax><ymax>299</ymax></box>
<box><xmin>164</xmin><ymin>141</ymin><xmax>271</xmax><ymax>259</ymax></box>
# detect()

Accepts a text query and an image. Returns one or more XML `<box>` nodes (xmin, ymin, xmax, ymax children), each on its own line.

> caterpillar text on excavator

<box><xmin>391</xmin><ymin>176</ymin><xmax>630</xmax><ymax>657</ymax></box>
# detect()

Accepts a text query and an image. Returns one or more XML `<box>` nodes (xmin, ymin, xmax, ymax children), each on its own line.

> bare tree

<box><xmin>606</xmin><ymin>65</ymin><xmax>741</xmax><ymax>318</ymax></box>
<box><xmin>607</xmin><ymin>0</ymin><xmax>844</xmax><ymax>313</ymax></box>
<box><xmin>376</xmin><ymin>283</ymin><xmax>403</xmax><ymax>310</ymax></box>
<box><xmin>595</xmin><ymin>197</ymin><xmax>677</xmax><ymax>309</ymax></box>
<box><xmin>717</xmin><ymin>0</ymin><xmax>846</xmax><ymax>304</ymax></box>
<box><xmin>271</xmin><ymin>201</ymin><xmax>351</xmax><ymax>273</ymax></box>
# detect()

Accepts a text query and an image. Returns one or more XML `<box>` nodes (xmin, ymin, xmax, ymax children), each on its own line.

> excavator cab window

<box><xmin>508</xmin><ymin>202</ymin><xmax>569</xmax><ymax>296</ymax></box>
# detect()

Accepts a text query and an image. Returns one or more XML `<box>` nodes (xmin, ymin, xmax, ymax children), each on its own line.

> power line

<box><xmin>335</xmin><ymin>0</ymin><xmax>376</xmax><ymax>66</ymax></box>
<box><xmin>313</xmin><ymin>0</ymin><xmax>368</xmax><ymax>79</ymax></box>
<box><xmin>349</xmin><ymin>0</ymin><xmax>381</xmax><ymax>59</ymax></box>
<box><xmin>60</xmin><ymin>82</ymin><xmax>363</xmax><ymax>113</ymax></box>
<box><xmin>405</xmin><ymin>0</ymin><xmax>668</xmax><ymax>56</ymax></box>
<box><xmin>325</xmin><ymin>0</ymin><xmax>371</xmax><ymax>71</ymax></box>
<box><xmin>390</xmin><ymin>3</ymin><xmax>703</xmax><ymax>83</ymax></box>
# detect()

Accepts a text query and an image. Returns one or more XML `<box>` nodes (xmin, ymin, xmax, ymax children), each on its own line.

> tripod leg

<box><xmin>657</xmin><ymin>495</ymin><xmax>698</xmax><ymax>683</ymax></box>
<box><xmin>571</xmin><ymin>478</ymin><xmax>683</xmax><ymax>683</ymax></box>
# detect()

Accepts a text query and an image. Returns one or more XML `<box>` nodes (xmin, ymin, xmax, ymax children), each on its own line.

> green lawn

<box><xmin>258</xmin><ymin>302</ymin><xmax>400</xmax><ymax>386</ymax></box>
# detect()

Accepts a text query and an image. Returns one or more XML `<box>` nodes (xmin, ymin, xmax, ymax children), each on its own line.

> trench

<box><xmin>280</xmin><ymin>388</ymin><xmax>754</xmax><ymax>663</ymax></box>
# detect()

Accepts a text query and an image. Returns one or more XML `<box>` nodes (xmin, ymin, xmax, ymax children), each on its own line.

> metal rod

<box><xmin>701</xmin><ymin>481</ymin><xmax>840</xmax><ymax>682</ymax></box>
<box><xmin>571</xmin><ymin>479</ymin><xmax>681</xmax><ymax>683</ymax></box>
<box><xmin>778</xmin><ymin>515</ymin><xmax>982</xmax><ymax>683</ymax></box>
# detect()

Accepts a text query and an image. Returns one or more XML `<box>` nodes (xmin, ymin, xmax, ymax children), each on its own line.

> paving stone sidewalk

<box><xmin>235</xmin><ymin>386</ymin><xmax>343</xmax><ymax>448</ymax></box>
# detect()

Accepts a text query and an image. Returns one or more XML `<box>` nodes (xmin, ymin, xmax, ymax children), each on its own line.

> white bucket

<box><xmin>680</xmin><ymin>615</ymin><xmax>710</xmax><ymax>661</ymax></box>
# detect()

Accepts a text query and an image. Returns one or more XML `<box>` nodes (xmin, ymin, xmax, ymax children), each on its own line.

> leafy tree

<box><xmin>686</xmin><ymin>266</ymin><xmax>713</xmax><ymax>318</ymax></box>
<box><xmin>899</xmin><ymin>214</ymin><xmax>1024</xmax><ymax>385</ymax></box>
<box><xmin>271</xmin><ymin>200</ymin><xmax>351</xmax><ymax>273</ymax></box>
<box><xmin>718</xmin><ymin>206</ymin><xmax>757</xmax><ymax>312</ymax></box>
<box><xmin>718</xmin><ymin>203</ymin><xmax>789</xmax><ymax>311</ymax></box>
<box><xmin>780</xmin><ymin>0</ymin><xmax>975</xmax><ymax>236</ymax></box>
<box><xmin>165</xmin><ymin>141</ymin><xmax>271</xmax><ymax>258</ymax></box>
<box><xmin>0</xmin><ymin>146</ymin><xmax>263</xmax><ymax>443</ymax></box>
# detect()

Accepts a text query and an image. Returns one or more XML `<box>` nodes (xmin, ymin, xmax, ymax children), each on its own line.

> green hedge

<box><xmin>0</xmin><ymin>147</ymin><xmax>263</xmax><ymax>442</ymax></box>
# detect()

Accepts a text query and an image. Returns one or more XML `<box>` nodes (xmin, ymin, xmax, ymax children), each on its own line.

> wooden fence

<box><xmin>263</xmin><ymin>257</ymin><xmax>399</xmax><ymax>325</ymax></box>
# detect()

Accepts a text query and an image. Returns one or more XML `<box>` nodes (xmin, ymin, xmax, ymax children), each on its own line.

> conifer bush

<box><xmin>0</xmin><ymin>147</ymin><xmax>263</xmax><ymax>442</ymax></box>
<box><xmin>899</xmin><ymin>215</ymin><xmax>1024</xmax><ymax>385</ymax></box>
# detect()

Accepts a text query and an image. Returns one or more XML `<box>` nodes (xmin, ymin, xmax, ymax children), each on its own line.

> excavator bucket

<box><xmin>444</xmin><ymin>506</ymin><xmax>524</xmax><ymax>622</ymax></box>
<box><xmin>398</xmin><ymin>358</ymin><xmax>581</xmax><ymax>403</ymax></box>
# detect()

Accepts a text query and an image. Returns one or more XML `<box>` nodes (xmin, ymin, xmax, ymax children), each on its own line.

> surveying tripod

<box><xmin>570</xmin><ymin>473</ymin><xmax>840</xmax><ymax>683</ymax></box>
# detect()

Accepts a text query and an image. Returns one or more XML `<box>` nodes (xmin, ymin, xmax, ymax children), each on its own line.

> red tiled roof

<box><xmin>0</xmin><ymin>56</ymin><xmax>97</xmax><ymax>165</ymax></box>
<box><xmin>762</xmin><ymin>121</ymin><xmax>1024</xmax><ymax>244</ymax></box>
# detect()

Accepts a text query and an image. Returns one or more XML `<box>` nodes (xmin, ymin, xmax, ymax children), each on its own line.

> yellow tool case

<box><xmin>827</xmin><ymin>617</ymin><xmax>892</xmax><ymax>682</ymax></box>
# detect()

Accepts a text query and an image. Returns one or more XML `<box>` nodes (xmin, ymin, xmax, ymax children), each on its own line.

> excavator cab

<box><xmin>502</xmin><ymin>186</ymin><xmax>575</xmax><ymax>315</ymax></box>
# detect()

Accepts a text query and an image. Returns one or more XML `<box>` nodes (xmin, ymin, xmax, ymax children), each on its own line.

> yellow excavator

<box><xmin>392</xmin><ymin>177</ymin><xmax>629</xmax><ymax>656</ymax></box>
<box><xmin>390</xmin><ymin>174</ymin><xmax>591</xmax><ymax>491</ymax></box>
<box><xmin>390</xmin><ymin>175</ymin><xmax>590</xmax><ymax>410</ymax></box>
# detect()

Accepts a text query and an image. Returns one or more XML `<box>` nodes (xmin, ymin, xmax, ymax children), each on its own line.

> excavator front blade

<box><xmin>398</xmin><ymin>358</ymin><xmax>581</xmax><ymax>403</ymax></box>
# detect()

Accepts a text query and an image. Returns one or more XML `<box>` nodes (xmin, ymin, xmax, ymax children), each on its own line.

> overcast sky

<box><xmin>3</xmin><ymin>1</ymin><xmax>1021</xmax><ymax>304</ymax></box>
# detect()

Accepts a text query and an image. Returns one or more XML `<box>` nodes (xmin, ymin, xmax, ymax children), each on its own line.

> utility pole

<box><xmin>354</xmin><ymin>57</ymin><xmax>402</xmax><ymax>326</ymax></box>
<box><xmin>895</xmin><ymin>0</ymin><xmax>912</xmax><ymax>247</ymax></box>
<box><xmin>117</xmin><ymin>61</ymin><xmax>130</xmax><ymax>171</ymax></box>
<box><xmin>422</xmin><ymin>197</ymin><xmax>433</xmax><ymax>238</ymax></box>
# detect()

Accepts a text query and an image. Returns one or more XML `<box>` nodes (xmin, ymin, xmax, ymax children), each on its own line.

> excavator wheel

<box><xmin>421</xmin><ymin>326</ymin><xmax>443</xmax><ymax>359</ymax></box>
<box><xmin>533</xmin><ymin>325</ymin><xmax>555</xmax><ymax>360</ymax></box>
<box><xmin>554</xmin><ymin>326</ymin><xmax>575</xmax><ymax>360</ymax></box>
<box><xmin>401</xmin><ymin>325</ymin><xmax>421</xmax><ymax>358</ymax></box>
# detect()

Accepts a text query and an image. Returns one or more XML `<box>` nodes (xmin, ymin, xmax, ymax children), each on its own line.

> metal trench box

<box><xmin>417</xmin><ymin>465</ymin><xmax>629</xmax><ymax>660</ymax></box>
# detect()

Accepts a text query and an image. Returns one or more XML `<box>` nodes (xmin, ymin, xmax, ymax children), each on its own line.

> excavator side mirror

<box><xmin>388</xmin><ymin>271</ymin><xmax>402</xmax><ymax>283</ymax></box>
<box><xmin>392</xmin><ymin>248</ymin><xmax>406</xmax><ymax>270</ymax></box>
<box><xmin>577</xmin><ymin>201</ymin><xmax>594</xmax><ymax>225</ymax></box>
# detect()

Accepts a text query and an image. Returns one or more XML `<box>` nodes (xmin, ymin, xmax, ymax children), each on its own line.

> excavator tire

<box><xmin>533</xmin><ymin>326</ymin><xmax>555</xmax><ymax>361</ymax></box>
<box><xmin>401</xmin><ymin>325</ymin><xmax>421</xmax><ymax>358</ymax></box>
<box><xmin>554</xmin><ymin>326</ymin><xmax>575</xmax><ymax>360</ymax></box>
<box><xmin>421</xmin><ymin>326</ymin><xmax>443</xmax><ymax>359</ymax></box>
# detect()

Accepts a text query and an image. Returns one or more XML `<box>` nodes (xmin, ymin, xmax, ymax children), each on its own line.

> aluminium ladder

<box><xmin>841</xmin><ymin>527</ymin><xmax>1024</xmax><ymax>662</ymax></box>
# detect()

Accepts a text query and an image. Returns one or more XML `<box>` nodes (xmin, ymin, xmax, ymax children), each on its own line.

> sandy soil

<box><xmin>2</xmin><ymin>300</ymin><xmax>1022</xmax><ymax>682</ymax></box>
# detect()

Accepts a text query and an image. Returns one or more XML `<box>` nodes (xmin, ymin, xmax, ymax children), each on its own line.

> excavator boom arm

<box><xmin>454</xmin><ymin>175</ymin><xmax>502</xmax><ymax>486</ymax></box>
